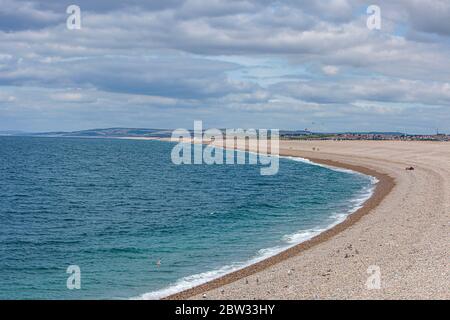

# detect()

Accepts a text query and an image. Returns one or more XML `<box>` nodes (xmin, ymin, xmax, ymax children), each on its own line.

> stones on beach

<box><xmin>321</xmin><ymin>269</ymin><xmax>332</xmax><ymax>277</ymax></box>
<box><xmin>342</xmin><ymin>244</ymin><xmax>359</xmax><ymax>258</ymax></box>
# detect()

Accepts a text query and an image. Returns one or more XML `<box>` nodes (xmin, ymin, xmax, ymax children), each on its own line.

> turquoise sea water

<box><xmin>0</xmin><ymin>136</ymin><xmax>375</xmax><ymax>299</ymax></box>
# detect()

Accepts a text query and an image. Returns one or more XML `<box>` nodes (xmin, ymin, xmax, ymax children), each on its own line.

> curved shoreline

<box><xmin>165</xmin><ymin>155</ymin><xmax>395</xmax><ymax>300</ymax></box>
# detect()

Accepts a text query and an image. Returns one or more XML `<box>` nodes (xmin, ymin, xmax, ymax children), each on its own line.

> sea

<box><xmin>0</xmin><ymin>136</ymin><xmax>376</xmax><ymax>299</ymax></box>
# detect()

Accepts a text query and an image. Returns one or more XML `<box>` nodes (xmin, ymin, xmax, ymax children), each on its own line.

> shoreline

<box><xmin>164</xmin><ymin>152</ymin><xmax>395</xmax><ymax>300</ymax></box>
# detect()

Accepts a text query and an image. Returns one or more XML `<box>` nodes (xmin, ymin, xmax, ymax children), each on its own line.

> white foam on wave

<box><xmin>282</xmin><ymin>155</ymin><xmax>370</xmax><ymax>177</ymax></box>
<box><xmin>281</xmin><ymin>177</ymin><xmax>376</xmax><ymax>246</ymax></box>
<box><xmin>134</xmin><ymin>246</ymin><xmax>287</xmax><ymax>300</ymax></box>
<box><xmin>134</xmin><ymin>156</ymin><xmax>378</xmax><ymax>300</ymax></box>
<box><xmin>135</xmin><ymin>263</ymin><xmax>243</xmax><ymax>300</ymax></box>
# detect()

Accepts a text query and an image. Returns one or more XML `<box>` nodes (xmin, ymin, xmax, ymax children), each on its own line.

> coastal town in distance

<box><xmin>1</xmin><ymin>128</ymin><xmax>448</xmax><ymax>142</ymax></box>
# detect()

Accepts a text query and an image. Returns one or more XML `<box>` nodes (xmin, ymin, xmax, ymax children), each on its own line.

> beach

<box><xmin>167</xmin><ymin>140</ymin><xmax>449</xmax><ymax>300</ymax></box>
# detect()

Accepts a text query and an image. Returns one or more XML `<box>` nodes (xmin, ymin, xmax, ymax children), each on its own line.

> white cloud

<box><xmin>322</xmin><ymin>65</ymin><xmax>339</xmax><ymax>75</ymax></box>
<box><xmin>0</xmin><ymin>0</ymin><xmax>449</xmax><ymax>133</ymax></box>
<box><xmin>0</xmin><ymin>92</ymin><xmax>15</xmax><ymax>102</ymax></box>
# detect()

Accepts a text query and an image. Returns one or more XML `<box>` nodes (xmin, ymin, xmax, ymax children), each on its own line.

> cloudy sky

<box><xmin>0</xmin><ymin>0</ymin><xmax>449</xmax><ymax>133</ymax></box>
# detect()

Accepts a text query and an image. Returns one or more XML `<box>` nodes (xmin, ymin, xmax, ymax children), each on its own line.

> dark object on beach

<box><xmin>405</xmin><ymin>166</ymin><xmax>415</xmax><ymax>171</ymax></box>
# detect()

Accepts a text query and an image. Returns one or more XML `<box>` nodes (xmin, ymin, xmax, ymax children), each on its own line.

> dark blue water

<box><xmin>0</xmin><ymin>136</ymin><xmax>374</xmax><ymax>299</ymax></box>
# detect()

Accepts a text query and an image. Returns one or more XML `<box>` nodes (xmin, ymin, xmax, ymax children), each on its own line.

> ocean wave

<box><xmin>281</xmin><ymin>155</ymin><xmax>369</xmax><ymax>177</ymax></box>
<box><xmin>135</xmin><ymin>264</ymin><xmax>242</xmax><ymax>300</ymax></box>
<box><xmin>134</xmin><ymin>157</ymin><xmax>378</xmax><ymax>300</ymax></box>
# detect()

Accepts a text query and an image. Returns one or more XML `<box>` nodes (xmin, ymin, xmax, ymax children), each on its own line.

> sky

<box><xmin>0</xmin><ymin>0</ymin><xmax>449</xmax><ymax>134</ymax></box>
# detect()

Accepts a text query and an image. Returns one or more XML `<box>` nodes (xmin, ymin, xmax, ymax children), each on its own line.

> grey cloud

<box><xmin>0</xmin><ymin>0</ymin><xmax>61</xmax><ymax>31</ymax></box>
<box><xmin>0</xmin><ymin>54</ymin><xmax>255</xmax><ymax>99</ymax></box>
<box><xmin>401</xmin><ymin>0</ymin><xmax>450</xmax><ymax>37</ymax></box>
<box><xmin>1</xmin><ymin>0</ymin><xmax>450</xmax><ymax>133</ymax></box>
<box><xmin>271</xmin><ymin>78</ymin><xmax>450</xmax><ymax>106</ymax></box>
